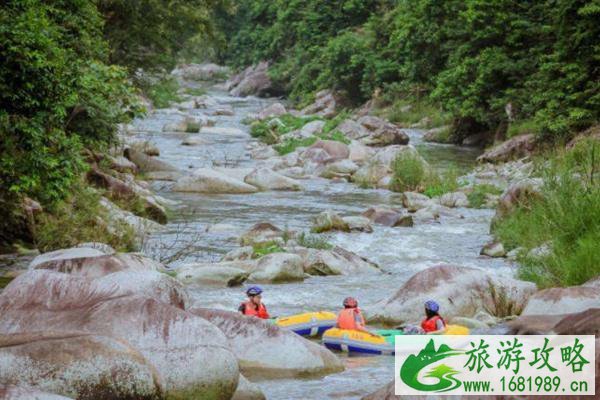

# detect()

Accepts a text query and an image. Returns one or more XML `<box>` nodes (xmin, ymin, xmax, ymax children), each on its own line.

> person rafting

<box><xmin>421</xmin><ymin>300</ymin><xmax>446</xmax><ymax>333</ymax></box>
<box><xmin>336</xmin><ymin>297</ymin><xmax>372</xmax><ymax>334</ymax></box>
<box><xmin>239</xmin><ymin>286</ymin><xmax>270</xmax><ymax>319</ymax></box>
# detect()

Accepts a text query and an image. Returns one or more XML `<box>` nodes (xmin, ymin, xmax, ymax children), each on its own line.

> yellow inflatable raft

<box><xmin>275</xmin><ymin>311</ymin><xmax>337</xmax><ymax>337</ymax></box>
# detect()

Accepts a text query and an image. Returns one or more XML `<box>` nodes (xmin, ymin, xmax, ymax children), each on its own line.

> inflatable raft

<box><xmin>275</xmin><ymin>311</ymin><xmax>337</xmax><ymax>337</ymax></box>
<box><xmin>322</xmin><ymin>325</ymin><xmax>470</xmax><ymax>355</ymax></box>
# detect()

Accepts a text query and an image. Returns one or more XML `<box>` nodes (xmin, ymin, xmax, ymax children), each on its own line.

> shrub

<box><xmin>390</xmin><ymin>152</ymin><xmax>428</xmax><ymax>192</ymax></box>
<box><xmin>185</xmin><ymin>87</ymin><xmax>207</xmax><ymax>96</ymax></box>
<box><xmin>494</xmin><ymin>139</ymin><xmax>600</xmax><ymax>287</ymax></box>
<box><xmin>274</xmin><ymin>137</ymin><xmax>318</xmax><ymax>155</ymax></box>
<box><xmin>423</xmin><ymin>168</ymin><xmax>460</xmax><ymax>198</ymax></box>
<box><xmin>141</xmin><ymin>76</ymin><xmax>181</xmax><ymax>109</ymax></box>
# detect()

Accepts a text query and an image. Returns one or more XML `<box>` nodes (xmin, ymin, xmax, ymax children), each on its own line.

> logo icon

<box><xmin>400</xmin><ymin>338</ymin><xmax>464</xmax><ymax>392</ymax></box>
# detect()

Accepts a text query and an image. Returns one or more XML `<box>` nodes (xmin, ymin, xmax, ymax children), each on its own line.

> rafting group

<box><xmin>238</xmin><ymin>286</ymin><xmax>469</xmax><ymax>356</ymax></box>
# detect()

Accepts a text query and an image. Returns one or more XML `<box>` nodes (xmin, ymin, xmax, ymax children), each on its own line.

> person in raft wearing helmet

<box><xmin>421</xmin><ymin>300</ymin><xmax>446</xmax><ymax>333</ymax></box>
<box><xmin>238</xmin><ymin>286</ymin><xmax>270</xmax><ymax>319</ymax></box>
<box><xmin>336</xmin><ymin>297</ymin><xmax>373</xmax><ymax>334</ymax></box>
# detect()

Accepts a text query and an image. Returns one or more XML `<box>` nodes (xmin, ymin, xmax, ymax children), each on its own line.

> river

<box><xmin>129</xmin><ymin>82</ymin><xmax>516</xmax><ymax>399</ymax></box>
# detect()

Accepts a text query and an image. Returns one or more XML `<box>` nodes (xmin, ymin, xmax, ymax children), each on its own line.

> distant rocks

<box><xmin>477</xmin><ymin>134</ymin><xmax>536</xmax><ymax>163</ymax></box>
<box><xmin>227</xmin><ymin>61</ymin><xmax>280</xmax><ymax>97</ymax></box>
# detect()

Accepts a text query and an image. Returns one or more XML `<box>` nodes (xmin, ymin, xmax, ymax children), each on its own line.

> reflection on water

<box><xmin>131</xmin><ymin>84</ymin><xmax>514</xmax><ymax>399</ymax></box>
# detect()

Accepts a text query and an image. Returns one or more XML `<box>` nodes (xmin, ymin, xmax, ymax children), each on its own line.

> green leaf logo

<box><xmin>400</xmin><ymin>339</ymin><xmax>464</xmax><ymax>392</ymax></box>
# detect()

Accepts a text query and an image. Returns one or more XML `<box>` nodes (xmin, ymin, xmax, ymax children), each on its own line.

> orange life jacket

<box><xmin>242</xmin><ymin>301</ymin><xmax>270</xmax><ymax>319</ymax></box>
<box><xmin>337</xmin><ymin>307</ymin><xmax>365</xmax><ymax>330</ymax></box>
<box><xmin>421</xmin><ymin>315</ymin><xmax>445</xmax><ymax>332</ymax></box>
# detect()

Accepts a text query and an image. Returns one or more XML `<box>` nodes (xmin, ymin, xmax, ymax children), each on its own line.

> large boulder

<box><xmin>0</xmin><ymin>332</ymin><xmax>162</xmax><ymax>399</ymax></box>
<box><xmin>300</xmin><ymin>120</ymin><xmax>325</xmax><ymax>137</ymax></box>
<box><xmin>337</xmin><ymin>120</ymin><xmax>370</xmax><ymax>140</ymax></box>
<box><xmin>123</xmin><ymin>148</ymin><xmax>178</xmax><ymax>173</ymax></box>
<box><xmin>230</xmin><ymin>61</ymin><xmax>277</xmax><ymax>97</ymax></box>
<box><xmin>173</xmin><ymin>168</ymin><xmax>258</xmax><ymax>194</ymax></box>
<box><xmin>351</xmin><ymin>162</ymin><xmax>389</xmax><ymax>187</ymax></box>
<box><xmin>342</xmin><ymin>216</ymin><xmax>373</xmax><ymax>233</ymax></box>
<box><xmin>477</xmin><ymin>134</ymin><xmax>536</xmax><ymax>163</ymax></box>
<box><xmin>320</xmin><ymin>159</ymin><xmax>359</xmax><ymax>179</ymax></box>
<box><xmin>0</xmin><ymin>270</ymin><xmax>240</xmax><ymax>399</ymax></box>
<box><xmin>191</xmin><ymin>308</ymin><xmax>343</xmax><ymax>378</ymax></box>
<box><xmin>401</xmin><ymin>192</ymin><xmax>434</xmax><ymax>212</ymax></box>
<box><xmin>309</xmin><ymin>140</ymin><xmax>350</xmax><ymax>160</ymax></box>
<box><xmin>248</xmin><ymin>253</ymin><xmax>304</xmax><ymax>283</ymax></box>
<box><xmin>290</xmin><ymin>246</ymin><xmax>380</xmax><ymax>276</ymax></box>
<box><xmin>358</xmin><ymin>116</ymin><xmax>409</xmax><ymax>146</ymax></box>
<box><xmin>244</xmin><ymin>168</ymin><xmax>302</xmax><ymax>191</ymax></box>
<box><xmin>232</xmin><ymin>375</ymin><xmax>266</xmax><ymax>400</ymax></box>
<box><xmin>438</xmin><ymin>191</ymin><xmax>469</xmax><ymax>208</ymax></box>
<box><xmin>367</xmin><ymin>264</ymin><xmax>536</xmax><ymax>325</ymax></box>
<box><xmin>0</xmin><ymin>385</ymin><xmax>73</xmax><ymax>400</ymax></box>
<box><xmin>300</xmin><ymin>90</ymin><xmax>338</xmax><ymax>118</ymax></box>
<box><xmin>348</xmin><ymin>141</ymin><xmax>373</xmax><ymax>163</ymax></box>
<box><xmin>311</xmin><ymin>211</ymin><xmax>350</xmax><ymax>233</ymax></box>
<box><xmin>522</xmin><ymin>286</ymin><xmax>600</xmax><ymax>316</ymax></box>
<box><xmin>30</xmin><ymin>248</ymin><xmax>162</xmax><ymax>278</ymax></box>
<box><xmin>256</xmin><ymin>103</ymin><xmax>287</xmax><ymax>121</ymax></box>
<box><xmin>372</xmin><ymin>145</ymin><xmax>423</xmax><ymax>169</ymax></box>
<box><xmin>480</xmin><ymin>241</ymin><xmax>506</xmax><ymax>258</ymax></box>
<box><xmin>99</xmin><ymin>198</ymin><xmax>163</xmax><ymax>234</ymax></box>
<box><xmin>493</xmin><ymin>178</ymin><xmax>543</xmax><ymax>222</ymax></box>
<box><xmin>176</xmin><ymin>263</ymin><xmax>249</xmax><ymax>286</ymax></box>
<box><xmin>239</xmin><ymin>222</ymin><xmax>284</xmax><ymax>246</ymax></box>
<box><xmin>362</xmin><ymin>206</ymin><xmax>413</xmax><ymax>227</ymax></box>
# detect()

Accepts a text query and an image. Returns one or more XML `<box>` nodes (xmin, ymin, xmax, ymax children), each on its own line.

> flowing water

<box><xmin>130</xmin><ymin>83</ymin><xmax>516</xmax><ymax>399</ymax></box>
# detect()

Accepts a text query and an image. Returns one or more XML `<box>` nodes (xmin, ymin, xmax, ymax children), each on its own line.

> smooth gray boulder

<box><xmin>248</xmin><ymin>253</ymin><xmax>304</xmax><ymax>283</ymax></box>
<box><xmin>191</xmin><ymin>308</ymin><xmax>343</xmax><ymax>378</ymax></box>
<box><xmin>173</xmin><ymin>168</ymin><xmax>258</xmax><ymax>194</ymax></box>
<box><xmin>177</xmin><ymin>263</ymin><xmax>250</xmax><ymax>287</ymax></box>
<box><xmin>367</xmin><ymin>264</ymin><xmax>536</xmax><ymax>325</ymax></box>
<box><xmin>522</xmin><ymin>286</ymin><xmax>600</xmax><ymax>316</ymax></box>
<box><xmin>0</xmin><ymin>332</ymin><xmax>162</xmax><ymax>400</ymax></box>
<box><xmin>244</xmin><ymin>168</ymin><xmax>302</xmax><ymax>191</ymax></box>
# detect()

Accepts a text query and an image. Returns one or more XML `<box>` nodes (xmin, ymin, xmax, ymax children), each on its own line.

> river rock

<box><xmin>244</xmin><ymin>168</ymin><xmax>302</xmax><ymax>191</ymax></box>
<box><xmin>423</xmin><ymin>126</ymin><xmax>451</xmax><ymax>143</ymax></box>
<box><xmin>181</xmin><ymin>136</ymin><xmax>208</xmax><ymax>146</ymax></box>
<box><xmin>348</xmin><ymin>141</ymin><xmax>373</xmax><ymax>163</ymax></box>
<box><xmin>477</xmin><ymin>134</ymin><xmax>536</xmax><ymax>163</ymax></box>
<box><xmin>493</xmin><ymin>178</ymin><xmax>544</xmax><ymax>222</ymax></box>
<box><xmin>401</xmin><ymin>192</ymin><xmax>434</xmax><ymax>212</ymax></box>
<box><xmin>554</xmin><ymin>308</ymin><xmax>600</xmax><ymax>335</ymax></box>
<box><xmin>99</xmin><ymin>270</ymin><xmax>190</xmax><ymax>309</ymax></box>
<box><xmin>232</xmin><ymin>375</ymin><xmax>266</xmax><ymax>400</ymax></box>
<box><xmin>173</xmin><ymin>168</ymin><xmax>258</xmax><ymax>194</ymax></box>
<box><xmin>367</xmin><ymin>264</ymin><xmax>536</xmax><ymax>325</ymax></box>
<box><xmin>310</xmin><ymin>140</ymin><xmax>350</xmax><ymax>160</ymax></box>
<box><xmin>300</xmin><ymin>90</ymin><xmax>338</xmax><ymax>118</ymax></box>
<box><xmin>342</xmin><ymin>216</ymin><xmax>373</xmax><ymax>233</ymax></box>
<box><xmin>0</xmin><ymin>385</ymin><xmax>73</xmax><ymax>400</ymax></box>
<box><xmin>320</xmin><ymin>159</ymin><xmax>359</xmax><ymax>178</ymax></box>
<box><xmin>373</xmin><ymin>145</ymin><xmax>424</xmax><ymax>169</ymax></box>
<box><xmin>361</xmin><ymin>206</ymin><xmax>413</xmax><ymax>227</ymax></box>
<box><xmin>0</xmin><ymin>270</ymin><xmax>240</xmax><ymax>399</ymax></box>
<box><xmin>351</xmin><ymin>162</ymin><xmax>389</xmax><ymax>187</ymax></box>
<box><xmin>99</xmin><ymin>197</ymin><xmax>163</xmax><ymax>234</ymax></box>
<box><xmin>191</xmin><ymin>308</ymin><xmax>344</xmax><ymax>378</ymax></box>
<box><xmin>521</xmin><ymin>286</ymin><xmax>600</xmax><ymax>316</ymax></box>
<box><xmin>480</xmin><ymin>241</ymin><xmax>506</xmax><ymax>258</ymax></box>
<box><xmin>76</xmin><ymin>242</ymin><xmax>115</xmax><ymax>255</ymax></box>
<box><xmin>337</xmin><ymin>120</ymin><xmax>370</xmax><ymax>140</ymax></box>
<box><xmin>256</xmin><ymin>103</ymin><xmax>287</xmax><ymax>121</ymax></box>
<box><xmin>0</xmin><ymin>332</ymin><xmax>162</xmax><ymax>399</ymax></box>
<box><xmin>299</xmin><ymin>148</ymin><xmax>333</xmax><ymax>166</ymax></box>
<box><xmin>290</xmin><ymin>247</ymin><xmax>380</xmax><ymax>275</ymax></box>
<box><xmin>128</xmin><ymin>141</ymin><xmax>160</xmax><ymax>156</ymax></box>
<box><xmin>176</xmin><ymin>263</ymin><xmax>249</xmax><ymax>286</ymax></box>
<box><xmin>230</xmin><ymin>61</ymin><xmax>276</xmax><ymax>97</ymax></box>
<box><xmin>248</xmin><ymin>253</ymin><xmax>304</xmax><ymax>283</ymax></box>
<box><xmin>30</xmin><ymin>248</ymin><xmax>162</xmax><ymax>278</ymax></box>
<box><xmin>222</xmin><ymin>246</ymin><xmax>254</xmax><ymax>261</ymax></box>
<box><xmin>312</xmin><ymin>211</ymin><xmax>350</xmax><ymax>233</ymax></box>
<box><xmin>212</xmin><ymin>105</ymin><xmax>235</xmax><ymax>116</ymax></box>
<box><xmin>358</xmin><ymin>116</ymin><xmax>409</xmax><ymax>146</ymax></box>
<box><xmin>107</xmin><ymin>155</ymin><xmax>138</xmax><ymax>174</ymax></box>
<box><xmin>239</xmin><ymin>222</ymin><xmax>284</xmax><ymax>246</ymax></box>
<box><xmin>438</xmin><ymin>191</ymin><xmax>469</xmax><ymax>208</ymax></box>
<box><xmin>124</xmin><ymin>148</ymin><xmax>178</xmax><ymax>173</ymax></box>
<box><xmin>300</xmin><ymin>120</ymin><xmax>325</xmax><ymax>137</ymax></box>
<box><xmin>201</xmin><ymin>126</ymin><xmax>246</xmax><ymax>136</ymax></box>
<box><xmin>143</xmin><ymin>171</ymin><xmax>183</xmax><ymax>181</ymax></box>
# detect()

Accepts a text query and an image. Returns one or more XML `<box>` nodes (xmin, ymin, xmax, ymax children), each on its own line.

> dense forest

<box><xmin>1</xmin><ymin>0</ymin><xmax>599</xmax><ymax>252</ymax></box>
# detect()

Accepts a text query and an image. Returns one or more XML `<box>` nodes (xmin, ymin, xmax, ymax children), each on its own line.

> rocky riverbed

<box><xmin>1</xmin><ymin>64</ymin><xmax>598</xmax><ymax>400</ymax></box>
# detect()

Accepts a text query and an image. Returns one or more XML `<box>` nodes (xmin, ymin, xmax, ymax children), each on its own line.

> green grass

<box><xmin>274</xmin><ymin>137</ymin><xmax>318</xmax><ymax>155</ymax></box>
<box><xmin>507</xmin><ymin>119</ymin><xmax>541</xmax><ymax>138</ymax></box>
<box><xmin>317</xmin><ymin>130</ymin><xmax>351</xmax><ymax>144</ymax></box>
<box><xmin>322</xmin><ymin>110</ymin><xmax>350</xmax><ymax>134</ymax></box>
<box><xmin>423</xmin><ymin>167</ymin><xmax>461</xmax><ymax>198</ymax></box>
<box><xmin>390</xmin><ymin>152</ymin><xmax>428</xmax><ymax>192</ymax></box>
<box><xmin>493</xmin><ymin>138</ymin><xmax>600</xmax><ymax>288</ymax></box>
<box><xmin>383</xmin><ymin>100</ymin><xmax>451</xmax><ymax>129</ymax></box>
<box><xmin>296</xmin><ymin>232</ymin><xmax>333</xmax><ymax>250</ymax></box>
<box><xmin>184</xmin><ymin>87</ymin><xmax>207</xmax><ymax>96</ymax></box>
<box><xmin>467</xmin><ymin>184</ymin><xmax>503</xmax><ymax>208</ymax></box>
<box><xmin>252</xmin><ymin>241</ymin><xmax>285</xmax><ymax>258</ymax></box>
<box><xmin>143</xmin><ymin>76</ymin><xmax>181</xmax><ymax>109</ymax></box>
<box><xmin>250</xmin><ymin>114</ymin><xmax>322</xmax><ymax>144</ymax></box>
<box><xmin>34</xmin><ymin>183</ymin><xmax>138</xmax><ymax>253</ymax></box>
